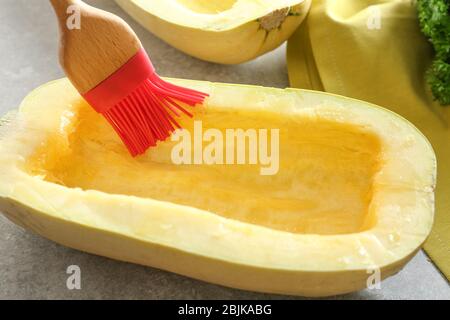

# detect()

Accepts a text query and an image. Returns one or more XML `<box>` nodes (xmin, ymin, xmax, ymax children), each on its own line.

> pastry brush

<box><xmin>49</xmin><ymin>0</ymin><xmax>208</xmax><ymax>156</ymax></box>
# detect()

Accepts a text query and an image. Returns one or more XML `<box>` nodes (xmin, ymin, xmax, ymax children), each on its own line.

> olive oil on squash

<box><xmin>26</xmin><ymin>101</ymin><xmax>381</xmax><ymax>235</ymax></box>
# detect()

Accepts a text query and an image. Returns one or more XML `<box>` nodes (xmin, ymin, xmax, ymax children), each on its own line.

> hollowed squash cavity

<box><xmin>26</xmin><ymin>98</ymin><xmax>381</xmax><ymax>235</ymax></box>
<box><xmin>175</xmin><ymin>0</ymin><xmax>238</xmax><ymax>14</ymax></box>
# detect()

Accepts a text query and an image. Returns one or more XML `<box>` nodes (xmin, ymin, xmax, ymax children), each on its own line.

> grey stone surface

<box><xmin>0</xmin><ymin>0</ymin><xmax>449</xmax><ymax>300</ymax></box>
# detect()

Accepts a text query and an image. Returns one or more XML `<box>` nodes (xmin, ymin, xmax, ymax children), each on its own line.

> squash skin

<box><xmin>115</xmin><ymin>0</ymin><xmax>312</xmax><ymax>64</ymax></box>
<box><xmin>0</xmin><ymin>79</ymin><xmax>436</xmax><ymax>297</ymax></box>
<box><xmin>0</xmin><ymin>198</ymin><xmax>421</xmax><ymax>297</ymax></box>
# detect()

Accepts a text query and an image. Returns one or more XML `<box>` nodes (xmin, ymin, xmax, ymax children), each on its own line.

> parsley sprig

<box><xmin>417</xmin><ymin>0</ymin><xmax>450</xmax><ymax>105</ymax></box>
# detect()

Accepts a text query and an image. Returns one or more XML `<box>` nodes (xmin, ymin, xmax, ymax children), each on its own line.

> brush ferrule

<box><xmin>82</xmin><ymin>47</ymin><xmax>155</xmax><ymax>114</ymax></box>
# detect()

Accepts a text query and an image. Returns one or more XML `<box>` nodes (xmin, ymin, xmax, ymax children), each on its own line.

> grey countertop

<box><xmin>0</xmin><ymin>0</ymin><xmax>449</xmax><ymax>300</ymax></box>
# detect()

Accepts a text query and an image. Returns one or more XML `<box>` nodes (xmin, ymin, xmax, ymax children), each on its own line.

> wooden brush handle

<box><xmin>49</xmin><ymin>0</ymin><xmax>78</xmax><ymax>22</ymax></box>
<box><xmin>49</xmin><ymin>0</ymin><xmax>141</xmax><ymax>94</ymax></box>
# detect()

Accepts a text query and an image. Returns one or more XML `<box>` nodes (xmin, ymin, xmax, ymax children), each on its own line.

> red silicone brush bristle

<box><xmin>102</xmin><ymin>74</ymin><xmax>208</xmax><ymax>157</ymax></box>
<box><xmin>82</xmin><ymin>48</ymin><xmax>208</xmax><ymax>157</ymax></box>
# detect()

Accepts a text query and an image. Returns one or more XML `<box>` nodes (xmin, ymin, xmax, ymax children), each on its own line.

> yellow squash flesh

<box><xmin>0</xmin><ymin>79</ymin><xmax>436</xmax><ymax>297</ymax></box>
<box><xmin>115</xmin><ymin>0</ymin><xmax>312</xmax><ymax>64</ymax></box>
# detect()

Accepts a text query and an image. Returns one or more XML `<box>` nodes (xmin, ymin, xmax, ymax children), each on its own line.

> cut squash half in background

<box><xmin>0</xmin><ymin>79</ymin><xmax>436</xmax><ymax>297</ymax></box>
<box><xmin>115</xmin><ymin>0</ymin><xmax>312</xmax><ymax>64</ymax></box>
